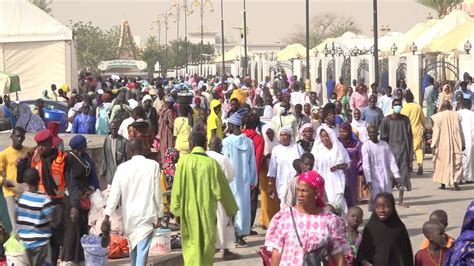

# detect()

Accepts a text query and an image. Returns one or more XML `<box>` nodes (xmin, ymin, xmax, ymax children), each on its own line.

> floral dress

<box><xmin>264</xmin><ymin>208</ymin><xmax>352</xmax><ymax>265</ymax></box>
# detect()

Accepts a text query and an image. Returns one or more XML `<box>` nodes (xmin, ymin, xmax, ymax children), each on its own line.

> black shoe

<box><xmin>235</xmin><ymin>237</ymin><xmax>248</xmax><ymax>248</ymax></box>
<box><xmin>223</xmin><ymin>250</ymin><xmax>241</xmax><ymax>260</ymax></box>
<box><xmin>417</xmin><ymin>167</ymin><xmax>423</xmax><ymax>176</ymax></box>
<box><xmin>439</xmin><ymin>184</ymin><xmax>446</xmax><ymax>190</ymax></box>
<box><xmin>454</xmin><ymin>183</ymin><xmax>461</xmax><ymax>191</ymax></box>
<box><xmin>249</xmin><ymin>230</ymin><xmax>258</xmax><ymax>236</ymax></box>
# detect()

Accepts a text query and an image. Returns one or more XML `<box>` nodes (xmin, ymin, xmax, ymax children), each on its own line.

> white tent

<box><xmin>0</xmin><ymin>0</ymin><xmax>77</xmax><ymax>100</ymax></box>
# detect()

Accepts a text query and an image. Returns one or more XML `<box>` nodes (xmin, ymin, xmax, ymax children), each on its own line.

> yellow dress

<box><xmin>401</xmin><ymin>102</ymin><xmax>426</xmax><ymax>166</ymax></box>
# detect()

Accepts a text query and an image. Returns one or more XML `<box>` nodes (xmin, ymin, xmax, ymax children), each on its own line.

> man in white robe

<box><xmin>102</xmin><ymin>139</ymin><xmax>164</xmax><ymax>266</ymax></box>
<box><xmin>206</xmin><ymin>137</ymin><xmax>241</xmax><ymax>260</ymax></box>
<box><xmin>458</xmin><ymin>99</ymin><xmax>473</xmax><ymax>182</ymax></box>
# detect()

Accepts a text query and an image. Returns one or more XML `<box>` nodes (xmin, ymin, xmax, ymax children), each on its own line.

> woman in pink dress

<box><xmin>264</xmin><ymin>170</ymin><xmax>352</xmax><ymax>265</ymax></box>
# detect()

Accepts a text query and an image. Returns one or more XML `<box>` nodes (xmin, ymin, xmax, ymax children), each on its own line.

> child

<box><xmin>16</xmin><ymin>168</ymin><xmax>54</xmax><ymax>265</ymax></box>
<box><xmin>419</xmin><ymin>210</ymin><xmax>455</xmax><ymax>249</ymax></box>
<box><xmin>415</xmin><ymin>221</ymin><xmax>448</xmax><ymax>266</ymax></box>
<box><xmin>361</xmin><ymin>125</ymin><xmax>401</xmax><ymax>211</ymax></box>
<box><xmin>357</xmin><ymin>193</ymin><xmax>413</xmax><ymax>266</ymax></box>
<box><xmin>284</xmin><ymin>153</ymin><xmax>315</xmax><ymax>207</ymax></box>
<box><xmin>346</xmin><ymin>206</ymin><xmax>364</xmax><ymax>255</ymax></box>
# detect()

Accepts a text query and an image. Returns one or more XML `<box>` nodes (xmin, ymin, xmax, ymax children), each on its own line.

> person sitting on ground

<box><xmin>415</xmin><ymin>221</ymin><xmax>448</xmax><ymax>266</ymax></box>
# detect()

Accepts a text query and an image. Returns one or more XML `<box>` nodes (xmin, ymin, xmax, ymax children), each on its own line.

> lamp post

<box><xmin>464</xmin><ymin>40</ymin><xmax>472</xmax><ymax>54</ymax></box>
<box><xmin>170</xmin><ymin>0</ymin><xmax>192</xmax><ymax>77</ymax></box>
<box><xmin>410</xmin><ymin>42</ymin><xmax>418</xmax><ymax>55</ymax></box>
<box><xmin>391</xmin><ymin>43</ymin><xmax>398</xmax><ymax>56</ymax></box>
<box><xmin>373</xmin><ymin>0</ymin><xmax>379</xmax><ymax>86</ymax></box>
<box><xmin>150</xmin><ymin>21</ymin><xmax>162</xmax><ymax>46</ymax></box>
<box><xmin>157</xmin><ymin>12</ymin><xmax>174</xmax><ymax>77</ymax></box>
<box><xmin>305</xmin><ymin>0</ymin><xmax>310</xmax><ymax>80</ymax></box>
<box><xmin>220</xmin><ymin>0</ymin><xmax>225</xmax><ymax>76</ymax></box>
<box><xmin>242</xmin><ymin>0</ymin><xmax>248</xmax><ymax>77</ymax></box>
<box><xmin>191</xmin><ymin>0</ymin><xmax>214</xmax><ymax>76</ymax></box>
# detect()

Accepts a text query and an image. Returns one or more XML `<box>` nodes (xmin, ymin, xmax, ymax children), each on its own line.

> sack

<box><xmin>290</xmin><ymin>207</ymin><xmax>327</xmax><ymax>266</ymax></box>
<box><xmin>108</xmin><ymin>234</ymin><xmax>129</xmax><ymax>259</ymax></box>
<box><xmin>80</xmin><ymin>196</ymin><xmax>91</xmax><ymax>210</ymax></box>
<box><xmin>259</xmin><ymin>246</ymin><xmax>272</xmax><ymax>266</ymax></box>
<box><xmin>3</xmin><ymin>235</ymin><xmax>25</xmax><ymax>255</ymax></box>
<box><xmin>113</xmin><ymin>105</ymin><xmax>131</xmax><ymax>125</ymax></box>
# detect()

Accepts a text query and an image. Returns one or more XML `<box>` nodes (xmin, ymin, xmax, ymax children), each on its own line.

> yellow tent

<box><xmin>276</xmin><ymin>43</ymin><xmax>306</xmax><ymax>61</ymax></box>
<box><xmin>425</xmin><ymin>20</ymin><xmax>474</xmax><ymax>53</ymax></box>
<box><xmin>215</xmin><ymin>46</ymin><xmax>253</xmax><ymax>63</ymax></box>
<box><xmin>395</xmin><ymin>19</ymin><xmax>438</xmax><ymax>54</ymax></box>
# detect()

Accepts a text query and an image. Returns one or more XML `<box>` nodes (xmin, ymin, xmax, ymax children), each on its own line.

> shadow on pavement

<box><xmin>399</xmin><ymin>213</ymin><xmax>428</xmax><ymax>219</ymax></box>
<box><xmin>408</xmin><ymin>197</ymin><xmax>474</xmax><ymax>207</ymax></box>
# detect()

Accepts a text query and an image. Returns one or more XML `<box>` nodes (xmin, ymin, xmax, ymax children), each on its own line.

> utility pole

<box><xmin>373</xmin><ymin>0</ymin><xmax>379</xmax><ymax>86</ymax></box>
<box><xmin>220</xmin><ymin>0</ymin><xmax>225</xmax><ymax>76</ymax></box>
<box><xmin>242</xmin><ymin>0</ymin><xmax>248</xmax><ymax>77</ymax></box>
<box><xmin>305</xmin><ymin>0</ymin><xmax>310</xmax><ymax>80</ymax></box>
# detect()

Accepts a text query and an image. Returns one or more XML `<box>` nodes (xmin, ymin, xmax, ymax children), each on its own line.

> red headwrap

<box><xmin>298</xmin><ymin>170</ymin><xmax>325</xmax><ymax>208</ymax></box>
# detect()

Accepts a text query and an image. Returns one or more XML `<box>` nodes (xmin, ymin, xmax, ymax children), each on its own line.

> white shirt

<box><xmin>128</xmin><ymin>99</ymin><xmax>138</xmax><ymax>109</ymax></box>
<box><xmin>378</xmin><ymin>95</ymin><xmax>395</xmax><ymax>116</ymax></box>
<box><xmin>268</xmin><ymin>143</ymin><xmax>300</xmax><ymax>204</ymax></box>
<box><xmin>118</xmin><ymin>117</ymin><xmax>134</xmax><ymax>140</ymax></box>
<box><xmin>105</xmin><ymin>155</ymin><xmax>163</xmax><ymax>250</ymax></box>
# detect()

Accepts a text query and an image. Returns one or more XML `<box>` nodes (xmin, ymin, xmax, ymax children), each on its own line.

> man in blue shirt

<box><xmin>72</xmin><ymin>103</ymin><xmax>96</xmax><ymax>134</ymax></box>
<box><xmin>362</xmin><ymin>95</ymin><xmax>385</xmax><ymax>128</ymax></box>
<box><xmin>326</xmin><ymin>75</ymin><xmax>336</xmax><ymax>103</ymax></box>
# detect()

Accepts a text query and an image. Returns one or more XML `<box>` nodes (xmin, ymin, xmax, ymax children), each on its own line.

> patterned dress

<box><xmin>264</xmin><ymin>208</ymin><xmax>351</xmax><ymax>265</ymax></box>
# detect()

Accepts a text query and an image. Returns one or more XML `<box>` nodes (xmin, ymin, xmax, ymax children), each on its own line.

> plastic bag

<box><xmin>88</xmin><ymin>187</ymin><xmax>124</xmax><ymax>236</ymax></box>
<box><xmin>108</xmin><ymin>234</ymin><xmax>129</xmax><ymax>259</ymax></box>
<box><xmin>3</xmin><ymin>235</ymin><xmax>25</xmax><ymax>255</ymax></box>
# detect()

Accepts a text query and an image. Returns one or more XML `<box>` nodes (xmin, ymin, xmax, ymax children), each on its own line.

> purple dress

<box><xmin>343</xmin><ymin>141</ymin><xmax>362</xmax><ymax>208</ymax></box>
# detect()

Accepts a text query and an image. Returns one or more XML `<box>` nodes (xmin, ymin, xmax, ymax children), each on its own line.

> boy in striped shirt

<box><xmin>16</xmin><ymin>168</ymin><xmax>54</xmax><ymax>265</ymax></box>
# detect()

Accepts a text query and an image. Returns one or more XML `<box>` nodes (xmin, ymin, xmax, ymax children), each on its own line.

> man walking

<box><xmin>379</xmin><ymin>98</ymin><xmax>413</xmax><ymax>207</ymax></box>
<box><xmin>431</xmin><ymin>101</ymin><xmax>464</xmax><ymax>190</ymax></box>
<box><xmin>102</xmin><ymin>139</ymin><xmax>164</xmax><ymax>265</ymax></box>
<box><xmin>362</xmin><ymin>95</ymin><xmax>384</xmax><ymax>128</ymax></box>
<box><xmin>401</xmin><ymin>90</ymin><xmax>426</xmax><ymax>175</ymax></box>
<box><xmin>171</xmin><ymin>132</ymin><xmax>238</xmax><ymax>265</ymax></box>
<box><xmin>222</xmin><ymin>113</ymin><xmax>257</xmax><ymax>247</ymax></box>
<box><xmin>457</xmin><ymin>99</ymin><xmax>473</xmax><ymax>183</ymax></box>
<box><xmin>100</xmin><ymin>121</ymin><xmax>128</xmax><ymax>184</ymax></box>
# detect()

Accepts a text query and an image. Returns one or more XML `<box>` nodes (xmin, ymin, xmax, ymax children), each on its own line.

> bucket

<box><xmin>5</xmin><ymin>253</ymin><xmax>28</xmax><ymax>266</ymax></box>
<box><xmin>150</xmin><ymin>228</ymin><xmax>171</xmax><ymax>254</ymax></box>
<box><xmin>82</xmin><ymin>243</ymin><xmax>108</xmax><ymax>266</ymax></box>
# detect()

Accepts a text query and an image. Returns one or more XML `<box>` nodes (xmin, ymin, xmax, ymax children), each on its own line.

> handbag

<box><xmin>290</xmin><ymin>207</ymin><xmax>327</xmax><ymax>266</ymax></box>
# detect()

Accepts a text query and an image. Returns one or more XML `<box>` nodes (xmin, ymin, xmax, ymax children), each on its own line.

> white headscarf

<box><xmin>262</xmin><ymin>123</ymin><xmax>279</xmax><ymax>156</ymax></box>
<box><xmin>312</xmin><ymin>125</ymin><xmax>350</xmax><ymax>166</ymax></box>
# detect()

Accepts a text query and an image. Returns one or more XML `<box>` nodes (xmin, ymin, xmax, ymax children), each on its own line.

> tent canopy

<box><xmin>215</xmin><ymin>46</ymin><xmax>253</xmax><ymax>63</ymax></box>
<box><xmin>401</xmin><ymin>11</ymin><xmax>470</xmax><ymax>53</ymax></box>
<box><xmin>0</xmin><ymin>0</ymin><xmax>72</xmax><ymax>43</ymax></box>
<box><xmin>425</xmin><ymin>20</ymin><xmax>474</xmax><ymax>53</ymax></box>
<box><xmin>276</xmin><ymin>43</ymin><xmax>306</xmax><ymax>61</ymax></box>
<box><xmin>394</xmin><ymin>19</ymin><xmax>438</xmax><ymax>55</ymax></box>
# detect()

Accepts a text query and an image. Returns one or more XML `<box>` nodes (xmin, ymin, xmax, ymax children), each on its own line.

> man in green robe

<box><xmin>171</xmin><ymin>131</ymin><xmax>238</xmax><ymax>265</ymax></box>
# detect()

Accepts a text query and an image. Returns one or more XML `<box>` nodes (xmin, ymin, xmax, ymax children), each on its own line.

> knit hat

<box><xmin>228</xmin><ymin>113</ymin><xmax>241</xmax><ymax>126</ymax></box>
<box><xmin>69</xmin><ymin>135</ymin><xmax>87</xmax><ymax>151</ymax></box>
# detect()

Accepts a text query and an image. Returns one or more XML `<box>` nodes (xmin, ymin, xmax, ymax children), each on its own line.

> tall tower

<box><xmin>116</xmin><ymin>20</ymin><xmax>140</xmax><ymax>60</ymax></box>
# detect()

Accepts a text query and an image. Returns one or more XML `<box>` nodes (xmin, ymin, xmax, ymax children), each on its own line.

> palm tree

<box><xmin>417</xmin><ymin>0</ymin><xmax>463</xmax><ymax>18</ymax></box>
<box><xmin>30</xmin><ymin>0</ymin><xmax>53</xmax><ymax>14</ymax></box>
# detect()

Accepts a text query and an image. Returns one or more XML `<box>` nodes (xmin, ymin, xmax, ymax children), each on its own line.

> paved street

<box><xmin>214</xmin><ymin>155</ymin><xmax>474</xmax><ymax>265</ymax></box>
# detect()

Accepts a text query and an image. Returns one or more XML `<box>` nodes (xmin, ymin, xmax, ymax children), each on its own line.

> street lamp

<box><xmin>330</xmin><ymin>43</ymin><xmax>336</xmax><ymax>57</ymax></box>
<box><xmin>323</xmin><ymin>44</ymin><xmax>329</xmax><ymax>57</ymax></box>
<box><xmin>150</xmin><ymin>21</ymin><xmax>162</xmax><ymax>46</ymax></box>
<box><xmin>391</xmin><ymin>43</ymin><xmax>398</xmax><ymax>56</ymax></box>
<box><xmin>191</xmin><ymin>0</ymin><xmax>214</xmax><ymax>75</ymax></box>
<box><xmin>170</xmin><ymin>0</ymin><xmax>193</xmax><ymax>75</ymax></box>
<box><xmin>410</xmin><ymin>42</ymin><xmax>418</xmax><ymax>55</ymax></box>
<box><xmin>464</xmin><ymin>40</ymin><xmax>472</xmax><ymax>54</ymax></box>
<box><xmin>157</xmin><ymin>12</ymin><xmax>174</xmax><ymax>77</ymax></box>
<box><xmin>337</xmin><ymin>47</ymin><xmax>343</xmax><ymax>57</ymax></box>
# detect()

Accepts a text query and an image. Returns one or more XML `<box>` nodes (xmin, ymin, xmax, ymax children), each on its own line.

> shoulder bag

<box><xmin>290</xmin><ymin>207</ymin><xmax>328</xmax><ymax>266</ymax></box>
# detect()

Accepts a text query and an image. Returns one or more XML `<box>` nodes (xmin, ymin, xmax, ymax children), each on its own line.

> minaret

<box><xmin>117</xmin><ymin>20</ymin><xmax>140</xmax><ymax>60</ymax></box>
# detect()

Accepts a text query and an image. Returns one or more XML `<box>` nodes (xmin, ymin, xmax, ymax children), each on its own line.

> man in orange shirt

<box><xmin>335</xmin><ymin>76</ymin><xmax>347</xmax><ymax>101</ymax></box>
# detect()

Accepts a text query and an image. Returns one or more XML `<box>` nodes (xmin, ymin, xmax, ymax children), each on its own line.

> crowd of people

<box><xmin>0</xmin><ymin>70</ymin><xmax>472</xmax><ymax>265</ymax></box>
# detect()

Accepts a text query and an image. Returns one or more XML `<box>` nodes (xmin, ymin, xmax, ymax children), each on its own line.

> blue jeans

<box><xmin>130</xmin><ymin>233</ymin><xmax>153</xmax><ymax>266</ymax></box>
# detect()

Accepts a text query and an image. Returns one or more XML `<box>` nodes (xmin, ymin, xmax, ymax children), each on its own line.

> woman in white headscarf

<box><xmin>15</xmin><ymin>103</ymin><xmax>46</xmax><ymax>133</ymax></box>
<box><xmin>311</xmin><ymin>125</ymin><xmax>350</xmax><ymax>216</ymax></box>
<box><xmin>259</xmin><ymin>123</ymin><xmax>281</xmax><ymax>228</ymax></box>
<box><xmin>268</xmin><ymin>126</ymin><xmax>301</xmax><ymax>208</ymax></box>
<box><xmin>351</xmin><ymin>107</ymin><xmax>368</xmax><ymax>143</ymax></box>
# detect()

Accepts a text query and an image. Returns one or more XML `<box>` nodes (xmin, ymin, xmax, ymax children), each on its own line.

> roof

<box><xmin>0</xmin><ymin>0</ymin><xmax>72</xmax><ymax>43</ymax></box>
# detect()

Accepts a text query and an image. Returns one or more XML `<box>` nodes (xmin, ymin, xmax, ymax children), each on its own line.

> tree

<box><xmin>416</xmin><ymin>0</ymin><xmax>462</xmax><ymax>18</ymax></box>
<box><xmin>142</xmin><ymin>36</ymin><xmax>161</xmax><ymax>76</ymax></box>
<box><xmin>72</xmin><ymin>21</ymin><xmax>120</xmax><ymax>72</ymax></box>
<box><xmin>283</xmin><ymin>13</ymin><xmax>361</xmax><ymax>48</ymax></box>
<box><xmin>30</xmin><ymin>0</ymin><xmax>53</xmax><ymax>14</ymax></box>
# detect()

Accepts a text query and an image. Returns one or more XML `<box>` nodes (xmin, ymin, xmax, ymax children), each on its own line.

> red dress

<box><xmin>243</xmin><ymin>129</ymin><xmax>264</xmax><ymax>174</ymax></box>
<box><xmin>415</xmin><ymin>248</ymin><xmax>447</xmax><ymax>266</ymax></box>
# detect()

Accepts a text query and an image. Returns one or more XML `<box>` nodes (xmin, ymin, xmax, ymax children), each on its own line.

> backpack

<box><xmin>113</xmin><ymin>105</ymin><xmax>131</xmax><ymax>126</ymax></box>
